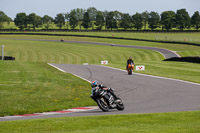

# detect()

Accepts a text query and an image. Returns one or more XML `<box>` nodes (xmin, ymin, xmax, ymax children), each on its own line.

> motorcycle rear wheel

<box><xmin>128</xmin><ymin>69</ymin><xmax>132</xmax><ymax>75</ymax></box>
<box><xmin>96</xmin><ymin>98</ymin><xmax>109</xmax><ymax>112</ymax></box>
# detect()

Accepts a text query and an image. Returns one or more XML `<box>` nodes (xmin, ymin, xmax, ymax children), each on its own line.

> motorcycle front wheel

<box><xmin>116</xmin><ymin>98</ymin><xmax>125</xmax><ymax>111</ymax></box>
<box><xmin>96</xmin><ymin>98</ymin><xmax>109</xmax><ymax>112</ymax></box>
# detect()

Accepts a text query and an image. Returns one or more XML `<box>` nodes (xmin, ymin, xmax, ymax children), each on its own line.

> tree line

<box><xmin>0</xmin><ymin>7</ymin><xmax>200</xmax><ymax>31</ymax></box>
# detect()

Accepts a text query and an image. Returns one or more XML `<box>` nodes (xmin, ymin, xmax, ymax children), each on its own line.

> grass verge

<box><xmin>0</xmin><ymin>61</ymin><xmax>94</xmax><ymax>116</ymax></box>
<box><xmin>0</xmin><ymin>111</ymin><xmax>200</xmax><ymax>133</ymax></box>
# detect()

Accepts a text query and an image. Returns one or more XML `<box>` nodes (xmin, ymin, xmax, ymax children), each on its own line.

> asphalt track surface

<box><xmin>1</xmin><ymin>64</ymin><xmax>200</xmax><ymax>121</ymax></box>
<box><xmin>0</xmin><ymin>38</ymin><xmax>179</xmax><ymax>59</ymax></box>
<box><xmin>50</xmin><ymin>64</ymin><xmax>200</xmax><ymax>114</ymax></box>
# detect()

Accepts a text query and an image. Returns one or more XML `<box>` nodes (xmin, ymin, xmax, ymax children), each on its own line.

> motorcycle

<box><xmin>91</xmin><ymin>86</ymin><xmax>125</xmax><ymax>112</ymax></box>
<box><xmin>127</xmin><ymin>63</ymin><xmax>134</xmax><ymax>75</ymax></box>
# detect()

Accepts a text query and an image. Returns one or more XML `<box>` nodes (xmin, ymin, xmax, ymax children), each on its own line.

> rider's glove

<box><xmin>99</xmin><ymin>84</ymin><xmax>103</xmax><ymax>88</ymax></box>
<box><xmin>108</xmin><ymin>88</ymin><xmax>114</xmax><ymax>91</ymax></box>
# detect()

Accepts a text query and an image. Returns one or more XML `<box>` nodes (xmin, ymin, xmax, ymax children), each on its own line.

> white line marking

<box><xmin>98</xmin><ymin>65</ymin><xmax>200</xmax><ymax>86</ymax></box>
<box><xmin>74</xmin><ymin>74</ymin><xmax>92</xmax><ymax>83</ymax></box>
<box><xmin>48</xmin><ymin>63</ymin><xmax>92</xmax><ymax>83</ymax></box>
<box><xmin>48</xmin><ymin>63</ymin><xmax>200</xmax><ymax>86</ymax></box>
<box><xmin>47</xmin><ymin>63</ymin><xmax>66</xmax><ymax>73</ymax></box>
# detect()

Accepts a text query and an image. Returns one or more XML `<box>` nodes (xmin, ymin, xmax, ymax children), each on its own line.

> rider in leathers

<box><xmin>90</xmin><ymin>81</ymin><xmax>117</xmax><ymax>107</ymax></box>
<box><xmin>126</xmin><ymin>56</ymin><xmax>134</xmax><ymax>70</ymax></box>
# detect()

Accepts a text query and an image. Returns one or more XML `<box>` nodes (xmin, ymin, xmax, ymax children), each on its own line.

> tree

<box><xmin>27</xmin><ymin>13</ymin><xmax>42</xmax><ymax>30</ymax></box>
<box><xmin>176</xmin><ymin>9</ymin><xmax>191</xmax><ymax>30</ymax></box>
<box><xmin>64</xmin><ymin>13</ymin><xmax>70</xmax><ymax>29</ymax></box>
<box><xmin>132</xmin><ymin>13</ymin><xmax>143</xmax><ymax>30</ymax></box>
<box><xmin>113</xmin><ymin>11</ymin><xmax>122</xmax><ymax>29</ymax></box>
<box><xmin>105</xmin><ymin>11</ymin><xmax>117</xmax><ymax>30</ymax></box>
<box><xmin>73</xmin><ymin>8</ymin><xmax>85</xmax><ymax>30</ymax></box>
<box><xmin>191</xmin><ymin>11</ymin><xmax>200</xmax><ymax>30</ymax></box>
<box><xmin>161</xmin><ymin>11</ymin><xmax>176</xmax><ymax>31</ymax></box>
<box><xmin>95</xmin><ymin>11</ymin><xmax>105</xmax><ymax>30</ymax></box>
<box><xmin>148</xmin><ymin>11</ymin><xmax>160</xmax><ymax>30</ymax></box>
<box><xmin>14</xmin><ymin>12</ymin><xmax>27</xmax><ymax>30</ymax></box>
<box><xmin>42</xmin><ymin>15</ymin><xmax>53</xmax><ymax>29</ymax></box>
<box><xmin>82</xmin><ymin>12</ymin><xmax>91</xmax><ymax>30</ymax></box>
<box><xmin>35</xmin><ymin>15</ymin><xmax>42</xmax><ymax>28</ymax></box>
<box><xmin>69</xmin><ymin>10</ymin><xmax>78</xmax><ymax>30</ymax></box>
<box><xmin>87</xmin><ymin>7</ymin><xmax>97</xmax><ymax>30</ymax></box>
<box><xmin>141</xmin><ymin>11</ymin><xmax>149</xmax><ymax>30</ymax></box>
<box><xmin>54</xmin><ymin>13</ymin><xmax>65</xmax><ymax>29</ymax></box>
<box><xmin>120</xmin><ymin>13</ymin><xmax>132</xmax><ymax>30</ymax></box>
<box><xmin>0</xmin><ymin>11</ymin><xmax>11</xmax><ymax>29</ymax></box>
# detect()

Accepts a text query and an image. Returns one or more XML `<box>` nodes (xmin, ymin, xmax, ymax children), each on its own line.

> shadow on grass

<box><xmin>163</xmin><ymin>57</ymin><xmax>200</xmax><ymax>64</ymax></box>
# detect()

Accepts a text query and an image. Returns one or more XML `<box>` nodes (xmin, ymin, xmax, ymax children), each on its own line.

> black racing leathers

<box><xmin>91</xmin><ymin>85</ymin><xmax>114</xmax><ymax>105</ymax></box>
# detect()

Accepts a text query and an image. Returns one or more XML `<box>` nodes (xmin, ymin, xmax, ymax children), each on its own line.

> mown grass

<box><xmin>110</xmin><ymin>61</ymin><xmax>200</xmax><ymax>84</ymax></box>
<box><xmin>1</xmin><ymin>34</ymin><xmax>200</xmax><ymax>57</ymax></box>
<box><xmin>0</xmin><ymin>39</ymin><xmax>164</xmax><ymax>64</ymax></box>
<box><xmin>0</xmin><ymin>61</ymin><xmax>94</xmax><ymax>116</ymax></box>
<box><xmin>41</xmin><ymin>31</ymin><xmax>200</xmax><ymax>44</ymax></box>
<box><xmin>0</xmin><ymin>111</ymin><xmax>200</xmax><ymax>133</ymax></box>
<box><xmin>0</xmin><ymin>36</ymin><xmax>199</xmax><ymax>83</ymax></box>
<box><xmin>2</xmin><ymin>30</ymin><xmax>200</xmax><ymax>44</ymax></box>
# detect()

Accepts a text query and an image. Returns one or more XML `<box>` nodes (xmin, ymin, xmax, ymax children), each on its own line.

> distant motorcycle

<box><xmin>127</xmin><ymin>63</ymin><xmax>134</xmax><ymax>75</ymax></box>
<box><xmin>60</xmin><ymin>39</ymin><xmax>64</xmax><ymax>42</ymax></box>
<box><xmin>91</xmin><ymin>86</ymin><xmax>125</xmax><ymax>112</ymax></box>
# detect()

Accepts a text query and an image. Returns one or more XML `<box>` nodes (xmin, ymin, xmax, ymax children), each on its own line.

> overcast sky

<box><xmin>1</xmin><ymin>0</ymin><xmax>200</xmax><ymax>19</ymax></box>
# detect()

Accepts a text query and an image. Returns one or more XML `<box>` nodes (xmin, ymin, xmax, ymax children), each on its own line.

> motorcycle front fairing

<box><xmin>91</xmin><ymin>87</ymin><xmax>111</xmax><ymax>105</ymax></box>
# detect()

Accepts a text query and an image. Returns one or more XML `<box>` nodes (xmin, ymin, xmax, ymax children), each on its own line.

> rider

<box><xmin>90</xmin><ymin>80</ymin><xmax>117</xmax><ymax>106</ymax></box>
<box><xmin>126</xmin><ymin>56</ymin><xmax>134</xmax><ymax>70</ymax></box>
<box><xmin>91</xmin><ymin>80</ymin><xmax>109</xmax><ymax>97</ymax></box>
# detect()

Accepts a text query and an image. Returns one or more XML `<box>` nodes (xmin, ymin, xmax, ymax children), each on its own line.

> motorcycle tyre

<box><xmin>116</xmin><ymin>98</ymin><xmax>125</xmax><ymax>111</ymax></box>
<box><xmin>96</xmin><ymin>98</ymin><xmax>109</xmax><ymax>112</ymax></box>
<box><xmin>128</xmin><ymin>69</ymin><xmax>132</xmax><ymax>75</ymax></box>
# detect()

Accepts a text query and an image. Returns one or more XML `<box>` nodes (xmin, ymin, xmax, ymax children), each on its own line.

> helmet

<box><xmin>129</xmin><ymin>56</ymin><xmax>132</xmax><ymax>59</ymax></box>
<box><xmin>91</xmin><ymin>80</ymin><xmax>98</xmax><ymax>87</ymax></box>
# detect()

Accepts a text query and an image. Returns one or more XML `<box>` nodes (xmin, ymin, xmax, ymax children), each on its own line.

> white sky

<box><xmin>1</xmin><ymin>0</ymin><xmax>200</xmax><ymax>19</ymax></box>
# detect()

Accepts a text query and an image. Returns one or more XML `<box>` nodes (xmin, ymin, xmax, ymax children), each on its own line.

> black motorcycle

<box><xmin>90</xmin><ymin>86</ymin><xmax>125</xmax><ymax>112</ymax></box>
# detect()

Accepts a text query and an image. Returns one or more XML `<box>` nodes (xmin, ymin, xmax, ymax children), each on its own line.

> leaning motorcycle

<box><xmin>127</xmin><ymin>63</ymin><xmax>134</xmax><ymax>75</ymax></box>
<box><xmin>91</xmin><ymin>87</ymin><xmax>125</xmax><ymax>112</ymax></box>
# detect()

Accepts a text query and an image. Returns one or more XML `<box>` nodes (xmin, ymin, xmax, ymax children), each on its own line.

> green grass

<box><xmin>41</xmin><ymin>31</ymin><xmax>200</xmax><ymax>44</ymax></box>
<box><xmin>0</xmin><ymin>61</ymin><xmax>94</xmax><ymax>116</ymax></box>
<box><xmin>110</xmin><ymin>61</ymin><xmax>200</xmax><ymax>84</ymax></box>
<box><xmin>0</xmin><ymin>36</ymin><xmax>199</xmax><ymax>83</ymax></box>
<box><xmin>0</xmin><ymin>111</ymin><xmax>200</xmax><ymax>133</ymax></box>
<box><xmin>0</xmin><ymin>38</ymin><xmax>164</xmax><ymax>64</ymax></box>
<box><xmin>1</xmin><ymin>34</ymin><xmax>200</xmax><ymax>57</ymax></box>
<box><xmin>2</xmin><ymin>30</ymin><xmax>200</xmax><ymax>44</ymax></box>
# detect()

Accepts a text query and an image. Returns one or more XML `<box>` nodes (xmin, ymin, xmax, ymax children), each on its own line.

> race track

<box><xmin>2</xmin><ymin>64</ymin><xmax>199</xmax><ymax>121</ymax></box>
<box><xmin>0</xmin><ymin>39</ymin><xmax>198</xmax><ymax>121</ymax></box>
<box><xmin>50</xmin><ymin>64</ymin><xmax>200</xmax><ymax>115</ymax></box>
